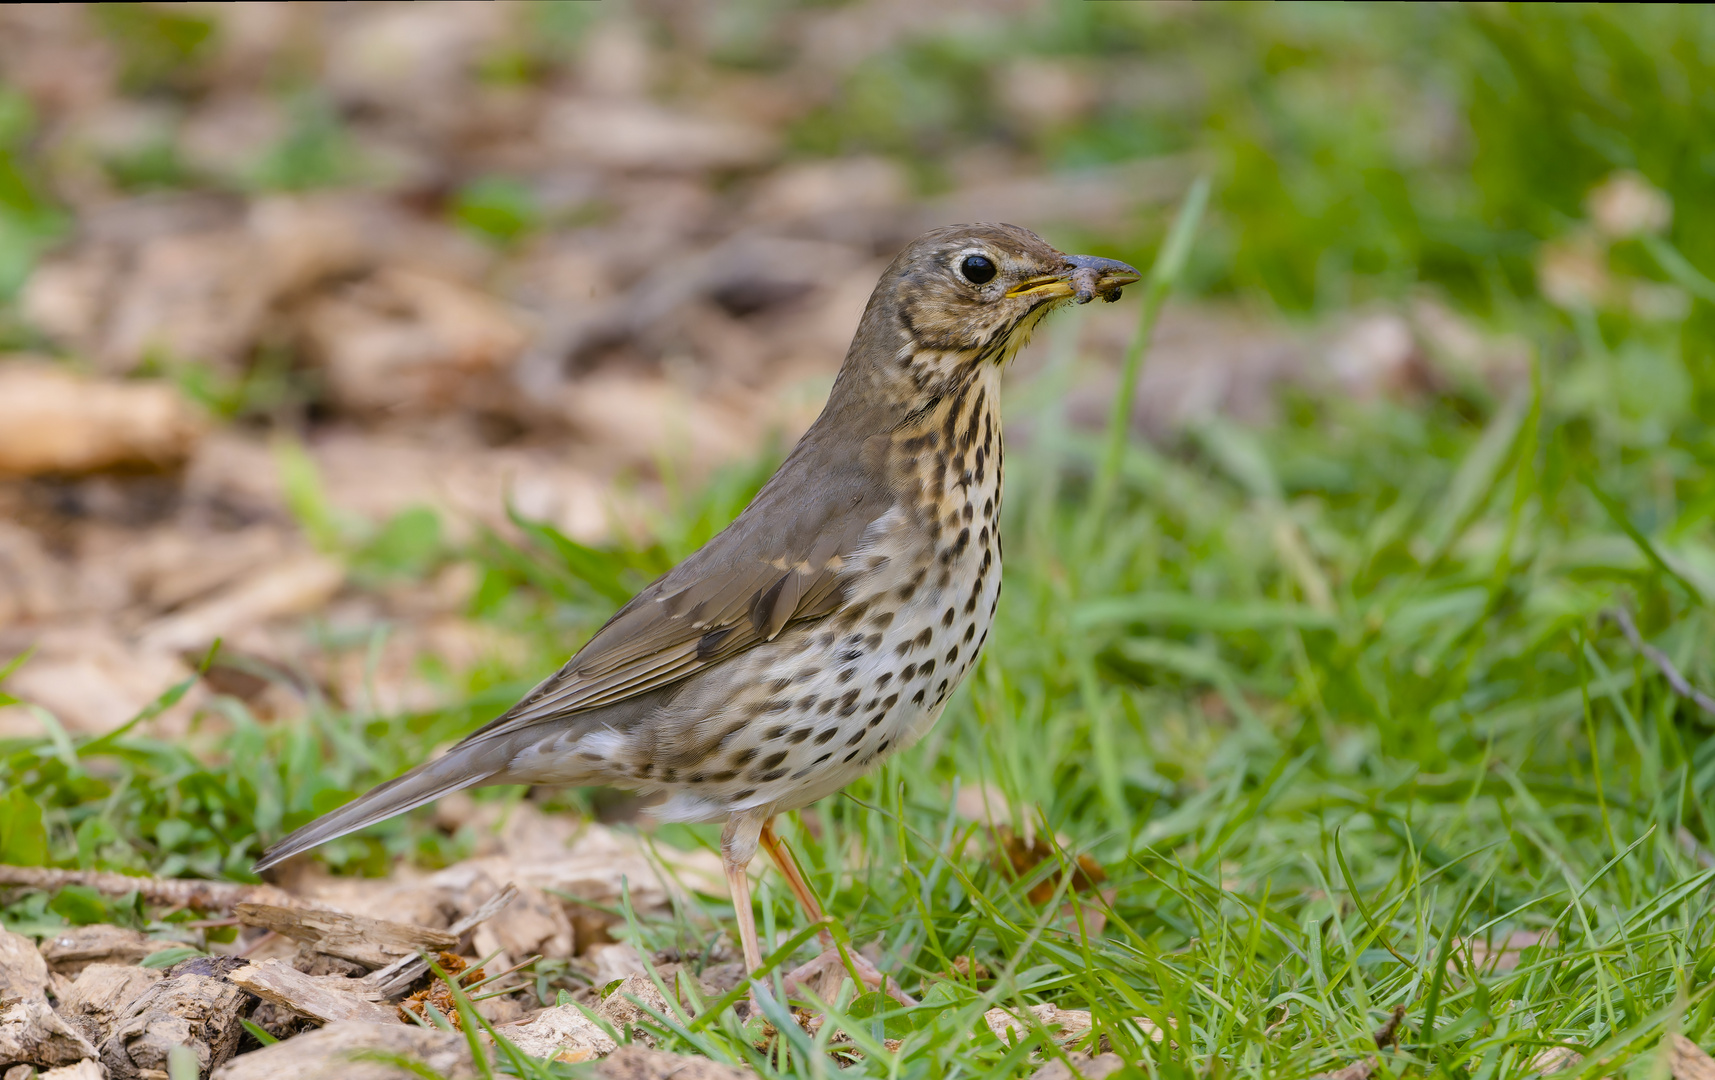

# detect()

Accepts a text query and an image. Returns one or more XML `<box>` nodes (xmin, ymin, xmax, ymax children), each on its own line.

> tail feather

<box><xmin>253</xmin><ymin>748</ymin><xmax>499</xmax><ymax>872</ymax></box>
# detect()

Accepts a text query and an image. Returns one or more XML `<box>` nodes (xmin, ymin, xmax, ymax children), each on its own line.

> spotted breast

<box><xmin>536</xmin><ymin>362</ymin><xmax>1005</xmax><ymax>825</ymax></box>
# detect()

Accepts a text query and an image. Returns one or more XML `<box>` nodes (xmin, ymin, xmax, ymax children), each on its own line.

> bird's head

<box><xmin>857</xmin><ymin>223</ymin><xmax>1140</xmax><ymax>397</ymax></box>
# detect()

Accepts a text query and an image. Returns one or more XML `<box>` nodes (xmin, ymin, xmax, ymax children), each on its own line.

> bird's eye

<box><xmin>960</xmin><ymin>255</ymin><xmax>996</xmax><ymax>285</ymax></box>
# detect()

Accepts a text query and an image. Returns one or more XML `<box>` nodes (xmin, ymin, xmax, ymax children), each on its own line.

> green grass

<box><xmin>4</xmin><ymin>3</ymin><xmax>1715</xmax><ymax>1077</ymax></box>
<box><xmin>5</xmin><ymin>189</ymin><xmax>1715</xmax><ymax>1075</ymax></box>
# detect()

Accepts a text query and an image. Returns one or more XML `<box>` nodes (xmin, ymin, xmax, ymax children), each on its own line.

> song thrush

<box><xmin>256</xmin><ymin>223</ymin><xmax>1139</xmax><ymax>999</ymax></box>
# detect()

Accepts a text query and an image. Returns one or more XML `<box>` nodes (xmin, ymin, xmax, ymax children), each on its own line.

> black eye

<box><xmin>960</xmin><ymin>255</ymin><xmax>996</xmax><ymax>285</ymax></box>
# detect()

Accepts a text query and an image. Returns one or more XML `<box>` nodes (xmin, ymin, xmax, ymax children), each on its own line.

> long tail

<box><xmin>253</xmin><ymin>744</ymin><xmax>503</xmax><ymax>872</ymax></box>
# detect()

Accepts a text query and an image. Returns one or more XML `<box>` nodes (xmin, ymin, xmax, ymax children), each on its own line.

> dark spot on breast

<box><xmin>844</xmin><ymin>750</ymin><xmax>861</xmax><ymax>762</ymax></box>
<box><xmin>946</xmin><ymin>646</ymin><xmax>958</xmax><ymax>664</ymax></box>
<box><xmin>879</xmin><ymin>739</ymin><xmax>891</xmax><ymax>752</ymax></box>
<box><xmin>921</xmin><ymin>658</ymin><xmax>936</xmax><ymax>677</ymax></box>
<box><xmin>865</xmin><ymin>633</ymin><xmax>883</xmax><ymax>650</ymax></box>
<box><xmin>788</xmin><ymin>727</ymin><xmax>812</xmax><ymax>744</ymax></box>
<box><xmin>580</xmin><ymin>751</ymin><xmax>603</xmax><ymax>762</ymax></box>
<box><xmin>838</xmin><ymin>667</ymin><xmax>856</xmax><ymax>683</ymax></box>
<box><xmin>868</xmin><ymin>713</ymin><xmax>883</xmax><ymax>727</ymax></box>
<box><xmin>770</xmin><ymin>678</ymin><xmax>791</xmax><ymax>694</ymax></box>
<box><xmin>689</xmin><ymin>772</ymin><xmax>706</xmax><ymax>784</ymax></box>
<box><xmin>954</xmin><ymin>527</ymin><xmax>970</xmax><ymax>555</ymax></box>
<box><xmin>875</xmin><ymin>672</ymin><xmax>892</xmax><ymax>689</ymax></box>
<box><xmin>912</xmin><ymin>689</ymin><xmax>926</xmax><ymax>705</ymax></box>
<box><xmin>938</xmin><ymin>679</ymin><xmax>948</xmax><ymax>694</ymax></box>
<box><xmin>883</xmin><ymin>693</ymin><xmax>898</xmax><ymax>708</ymax></box>
<box><xmin>814</xmin><ymin>752</ymin><xmax>832</xmax><ymax>764</ymax></box>
<box><xmin>764</xmin><ymin>699</ymin><xmax>791</xmax><ymax>713</ymax></box>
<box><xmin>915</xmin><ymin>628</ymin><xmax>932</xmax><ymax>648</ymax></box>
<box><xmin>764</xmin><ymin>725</ymin><xmax>787</xmax><ymax>740</ymax></box>
<box><xmin>756</xmin><ymin>769</ymin><xmax>787</xmax><ymax>782</ymax></box>
<box><xmin>870</xmin><ymin>611</ymin><xmax>895</xmax><ymax>629</ymax></box>
<box><xmin>799</xmin><ymin>694</ymin><xmax>819</xmax><ymax>710</ymax></box>
<box><xmin>837</xmin><ymin>648</ymin><xmax>862</xmax><ymax>663</ymax></box>
<box><xmin>819</xmin><ymin>699</ymin><xmax>835</xmax><ymax>714</ymax></box>
<box><xmin>639</xmin><ymin>763</ymin><xmax>654</xmax><ymax>776</ymax></box>
<box><xmin>942</xmin><ymin>607</ymin><xmax>955</xmax><ymax>628</ymax></box>
<box><xmin>978</xmin><ymin>526</ymin><xmax>988</xmax><ymax>547</ymax></box>
<box><xmin>761</xmin><ymin>751</ymin><xmax>788</xmax><ymax>769</ymax></box>
<box><xmin>902</xmin><ymin>663</ymin><xmax>917</xmax><ymax>680</ymax></box>
<box><xmin>732</xmin><ymin>788</ymin><xmax>755</xmax><ymax>800</ymax></box>
<box><xmin>662</xmin><ymin>768</ymin><xmax>678</xmax><ymax>782</ymax></box>
<box><xmin>733</xmin><ymin>748</ymin><xmax>757</xmax><ymax>766</ymax></box>
<box><xmin>815</xmin><ymin>727</ymin><xmax>837</xmax><ymax>744</ymax></box>
<box><xmin>983</xmin><ymin>497</ymin><xmax>993</xmax><ymax>519</ymax></box>
<box><xmin>937</xmin><ymin>568</ymin><xmax>952</xmax><ymax>588</ymax></box>
<box><xmin>795</xmin><ymin>667</ymin><xmax>822</xmax><ymax>682</ymax></box>
<box><xmin>847</xmin><ymin>729</ymin><xmax>866</xmax><ymax>745</ymax></box>
<box><xmin>964</xmin><ymin>624</ymin><xmax>975</xmax><ymax>642</ymax></box>
<box><xmin>965</xmin><ymin>595</ymin><xmax>978</xmax><ymax>614</ymax></box>
<box><xmin>711</xmin><ymin>770</ymin><xmax>737</xmax><ymax>782</ymax></box>
<box><xmin>791</xmin><ymin>766</ymin><xmax>814</xmax><ymax>780</ymax></box>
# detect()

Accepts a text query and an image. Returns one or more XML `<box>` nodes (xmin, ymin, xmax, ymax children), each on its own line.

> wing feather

<box><xmin>455</xmin><ymin>430</ymin><xmax>895</xmax><ymax>749</ymax></box>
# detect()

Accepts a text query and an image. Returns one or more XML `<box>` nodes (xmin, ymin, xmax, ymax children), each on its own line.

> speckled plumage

<box><xmin>256</xmin><ymin>226</ymin><xmax>1139</xmax><ymax>949</ymax></box>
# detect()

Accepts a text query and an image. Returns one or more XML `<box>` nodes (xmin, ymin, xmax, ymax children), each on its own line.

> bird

<box><xmin>255</xmin><ymin>223</ymin><xmax>1140</xmax><ymax>1001</ymax></box>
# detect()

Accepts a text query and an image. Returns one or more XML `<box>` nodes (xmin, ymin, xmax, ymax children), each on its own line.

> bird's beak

<box><xmin>1006</xmin><ymin>254</ymin><xmax>1143</xmax><ymax>305</ymax></box>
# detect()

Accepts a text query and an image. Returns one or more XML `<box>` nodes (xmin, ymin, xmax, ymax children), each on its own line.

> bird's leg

<box><xmin>758</xmin><ymin>818</ymin><xmax>829</xmax><ymax>937</ymax></box>
<box><xmin>760</xmin><ymin>817</ymin><xmax>917</xmax><ymax>1007</ymax></box>
<box><xmin>721</xmin><ymin>815</ymin><xmax>766</xmax><ymax>1008</ymax></box>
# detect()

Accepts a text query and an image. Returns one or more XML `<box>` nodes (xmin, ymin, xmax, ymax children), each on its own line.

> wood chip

<box><xmin>99</xmin><ymin>972</ymin><xmax>247</xmax><ymax>1080</ymax></box>
<box><xmin>212</xmin><ymin>1020</ymin><xmax>478</xmax><ymax>1080</ymax></box>
<box><xmin>496</xmin><ymin>1003</ymin><xmax>617</xmax><ymax>1063</ymax></box>
<box><xmin>594</xmin><ymin>1045</ymin><xmax>757</xmax><ymax>1080</ymax></box>
<box><xmin>1670</xmin><ymin>1034</ymin><xmax>1715</xmax><ymax>1080</ymax></box>
<box><xmin>1030</xmin><ymin>1052</ymin><xmax>1129</xmax><ymax>1080</ymax></box>
<box><xmin>0</xmin><ymin>363</ymin><xmax>206</xmax><ymax>475</ymax></box>
<box><xmin>983</xmin><ymin>1005</ymin><xmax>1163</xmax><ymax>1047</ymax></box>
<box><xmin>0</xmin><ymin>929</ymin><xmax>49</xmax><ymax>1002</ymax></box>
<box><xmin>37</xmin><ymin>1062</ymin><xmax>106</xmax><ymax>1080</ymax></box>
<box><xmin>1530</xmin><ymin>1046</ymin><xmax>1583</xmax><ymax>1074</ymax></box>
<box><xmin>1313</xmin><ymin>1058</ymin><xmax>1376</xmax><ymax>1080</ymax></box>
<box><xmin>227</xmin><ymin>959</ymin><xmax>400</xmax><ymax>1026</ymax></box>
<box><xmin>52</xmin><ymin>963</ymin><xmax>163</xmax><ymax>1047</ymax></box>
<box><xmin>0</xmin><ymin>998</ymin><xmax>100</xmax><ymax>1070</ymax></box>
<box><xmin>0</xmin><ymin>865</ymin><xmax>300</xmax><ymax>913</ymax></box>
<box><xmin>358</xmin><ymin>883</ymin><xmax>517</xmax><ymax>999</ymax></box>
<box><xmin>235</xmin><ymin>903</ymin><xmax>457</xmax><ymax>970</ymax></box>
<box><xmin>38</xmin><ymin>924</ymin><xmax>180</xmax><ymax>976</ymax></box>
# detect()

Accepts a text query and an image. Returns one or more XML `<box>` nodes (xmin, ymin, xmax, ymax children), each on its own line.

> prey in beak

<box><xmin>1007</xmin><ymin>254</ymin><xmax>1142</xmax><ymax>305</ymax></box>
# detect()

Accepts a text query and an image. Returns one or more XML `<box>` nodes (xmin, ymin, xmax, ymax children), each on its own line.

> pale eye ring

<box><xmin>960</xmin><ymin>254</ymin><xmax>996</xmax><ymax>284</ymax></box>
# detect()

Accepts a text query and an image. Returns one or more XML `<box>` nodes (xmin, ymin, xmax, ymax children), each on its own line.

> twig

<box><xmin>0</xmin><ymin>865</ymin><xmax>302</xmax><ymax>912</ymax></box>
<box><xmin>359</xmin><ymin>884</ymin><xmax>519</xmax><ymax>999</ymax></box>
<box><xmin>1603</xmin><ymin>607</ymin><xmax>1715</xmax><ymax>717</ymax></box>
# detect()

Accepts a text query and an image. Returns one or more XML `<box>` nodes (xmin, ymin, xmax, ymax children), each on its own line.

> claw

<box><xmin>782</xmin><ymin>945</ymin><xmax>916</xmax><ymax>1007</ymax></box>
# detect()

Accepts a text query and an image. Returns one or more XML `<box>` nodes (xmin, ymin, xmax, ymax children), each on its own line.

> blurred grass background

<box><xmin>2</xmin><ymin>3</ymin><xmax>1715</xmax><ymax>1077</ymax></box>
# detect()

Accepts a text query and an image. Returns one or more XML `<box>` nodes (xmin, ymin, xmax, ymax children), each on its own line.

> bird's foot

<box><xmin>781</xmin><ymin>946</ymin><xmax>917</xmax><ymax>1007</ymax></box>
